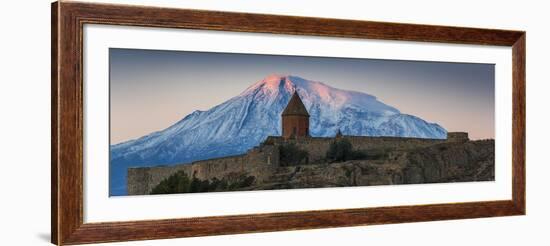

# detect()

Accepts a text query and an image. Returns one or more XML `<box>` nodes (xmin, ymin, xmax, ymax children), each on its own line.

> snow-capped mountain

<box><xmin>110</xmin><ymin>75</ymin><xmax>446</xmax><ymax>195</ymax></box>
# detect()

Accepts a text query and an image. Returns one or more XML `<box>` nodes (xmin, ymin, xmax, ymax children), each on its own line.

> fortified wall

<box><xmin>127</xmin><ymin>132</ymin><xmax>468</xmax><ymax>195</ymax></box>
<box><xmin>128</xmin><ymin>145</ymin><xmax>279</xmax><ymax>195</ymax></box>
<box><xmin>263</xmin><ymin>134</ymin><xmax>461</xmax><ymax>164</ymax></box>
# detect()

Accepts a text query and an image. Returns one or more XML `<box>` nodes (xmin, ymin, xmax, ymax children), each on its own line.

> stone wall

<box><xmin>127</xmin><ymin>132</ymin><xmax>467</xmax><ymax>195</ymax></box>
<box><xmin>266</xmin><ymin>135</ymin><xmax>448</xmax><ymax>164</ymax></box>
<box><xmin>251</xmin><ymin>140</ymin><xmax>494</xmax><ymax>190</ymax></box>
<box><xmin>447</xmin><ymin>132</ymin><xmax>469</xmax><ymax>142</ymax></box>
<box><xmin>127</xmin><ymin>145</ymin><xmax>279</xmax><ymax>195</ymax></box>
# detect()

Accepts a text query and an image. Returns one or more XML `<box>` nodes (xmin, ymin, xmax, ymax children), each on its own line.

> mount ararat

<box><xmin>110</xmin><ymin>75</ymin><xmax>446</xmax><ymax>195</ymax></box>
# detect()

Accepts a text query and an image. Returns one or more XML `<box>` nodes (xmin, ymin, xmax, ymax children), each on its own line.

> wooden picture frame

<box><xmin>51</xmin><ymin>1</ymin><xmax>525</xmax><ymax>245</ymax></box>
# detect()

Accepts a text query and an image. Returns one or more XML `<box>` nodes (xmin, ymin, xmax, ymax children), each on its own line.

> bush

<box><xmin>151</xmin><ymin>171</ymin><xmax>191</xmax><ymax>194</ymax></box>
<box><xmin>326</xmin><ymin>139</ymin><xmax>353</xmax><ymax>162</ymax></box>
<box><xmin>228</xmin><ymin>174</ymin><xmax>256</xmax><ymax>190</ymax></box>
<box><xmin>279</xmin><ymin>143</ymin><xmax>309</xmax><ymax>166</ymax></box>
<box><xmin>210</xmin><ymin>177</ymin><xmax>228</xmax><ymax>191</ymax></box>
<box><xmin>326</xmin><ymin>139</ymin><xmax>371</xmax><ymax>162</ymax></box>
<box><xmin>241</xmin><ymin>175</ymin><xmax>256</xmax><ymax>187</ymax></box>
<box><xmin>150</xmin><ymin>171</ymin><xmax>256</xmax><ymax>194</ymax></box>
<box><xmin>189</xmin><ymin>176</ymin><xmax>212</xmax><ymax>193</ymax></box>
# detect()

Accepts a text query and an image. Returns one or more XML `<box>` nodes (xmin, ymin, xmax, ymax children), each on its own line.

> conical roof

<box><xmin>282</xmin><ymin>92</ymin><xmax>310</xmax><ymax>117</ymax></box>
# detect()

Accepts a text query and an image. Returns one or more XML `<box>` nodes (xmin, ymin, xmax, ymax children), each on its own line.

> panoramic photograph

<box><xmin>109</xmin><ymin>48</ymin><xmax>495</xmax><ymax>196</ymax></box>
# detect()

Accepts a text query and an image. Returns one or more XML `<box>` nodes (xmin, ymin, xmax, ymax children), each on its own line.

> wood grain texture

<box><xmin>51</xmin><ymin>2</ymin><xmax>59</xmax><ymax>244</ymax></box>
<box><xmin>51</xmin><ymin>1</ymin><xmax>526</xmax><ymax>245</ymax></box>
<box><xmin>512</xmin><ymin>34</ymin><xmax>526</xmax><ymax>213</ymax></box>
<box><xmin>63</xmin><ymin>201</ymin><xmax>520</xmax><ymax>245</ymax></box>
<box><xmin>66</xmin><ymin>1</ymin><xmax>524</xmax><ymax>46</ymax></box>
<box><xmin>52</xmin><ymin>1</ymin><xmax>85</xmax><ymax>244</ymax></box>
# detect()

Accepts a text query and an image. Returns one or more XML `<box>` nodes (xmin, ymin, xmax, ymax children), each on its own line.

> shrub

<box><xmin>241</xmin><ymin>175</ymin><xmax>256</xmax><ymax>187</ymax></box>
<box><xmin>210</xmin><ymin>177</ymin><xmax>228</xmax><ymax>191</ymax></box>
<box><xmin>326</xmin><ymin>139</ymin><xmax>353</xmax><ymax>162</ymax></box>
<box><xmin>326</xmin><ymin>138</ymin><xmax>372</xmax><ymax>162</ymax></box>
<box><xmin>279</xmin><ymin>143</ymin><xmax>309</xmax><ymax>166</ymax></box>
<box><xmin>189</xmin><ymin>176</ymin><xmax>212</xmax><ymax>193</ymax></box>
<box><xmin>151</xmin><ymin>171</ymin><xmax>191</xmax><ymax>194</ymax></box>
<box><xmin>150</xmin><ymin>171</ymin><xmax>256</xmax><ymax>194</ymax></box>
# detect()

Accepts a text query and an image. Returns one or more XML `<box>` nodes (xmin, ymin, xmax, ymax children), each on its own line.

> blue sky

<box><xmin>110</xmin><ymin>48</ymin><xmax>494</xmax><ymax>143</ymax></box>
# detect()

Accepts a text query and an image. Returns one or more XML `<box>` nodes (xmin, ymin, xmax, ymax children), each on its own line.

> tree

<box><xmin>326</xmin><ymin>138</ymin><xmax>353</xmax><ymax>162</ymax></box>
<box><xmin>189</xmin><ymin>175</ymin><xmax>211</xmax><ymax>193</ymax></box>
<box><xmin>150</xmin><ymin>171</ymin><xmax>256</xmax><ymax>194</ymax></box>
<box><xmin>326</xmin><ymin>138</ymin><xmax>368</xmax><ymax>162</ymax></box>
<box><xmin>279</xmin><ymin>143</ymin><xmax>309</xmax><ymax>166</ymax></box>
<box><xmin>150</xmin><ymin>171</ymin><xmax>191</xmax><ymax>194</ymax></box>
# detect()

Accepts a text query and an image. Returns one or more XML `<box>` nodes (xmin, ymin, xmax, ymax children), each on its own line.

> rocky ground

<box><xmin>239</xmin><ymin>139</ymin><xmax>494</xmax><ymax>191</ymax></box>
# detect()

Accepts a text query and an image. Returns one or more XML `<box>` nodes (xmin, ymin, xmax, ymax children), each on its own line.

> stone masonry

<box><xmin>127</xmin><ymin>132</ymin><xmax>469</xmax><ymax>195</ymax></box>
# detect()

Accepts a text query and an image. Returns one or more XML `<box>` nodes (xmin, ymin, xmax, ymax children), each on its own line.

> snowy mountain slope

<box><xmin>110</xmin><ymin>74</ymin><xmax>446</xmax><ymax>195</ymax></box>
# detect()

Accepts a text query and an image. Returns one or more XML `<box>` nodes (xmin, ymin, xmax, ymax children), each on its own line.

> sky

<box><xmin>110</xmin><ymin>48</ymin><xmax>495</xmax><ymax>144</ymax></box>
